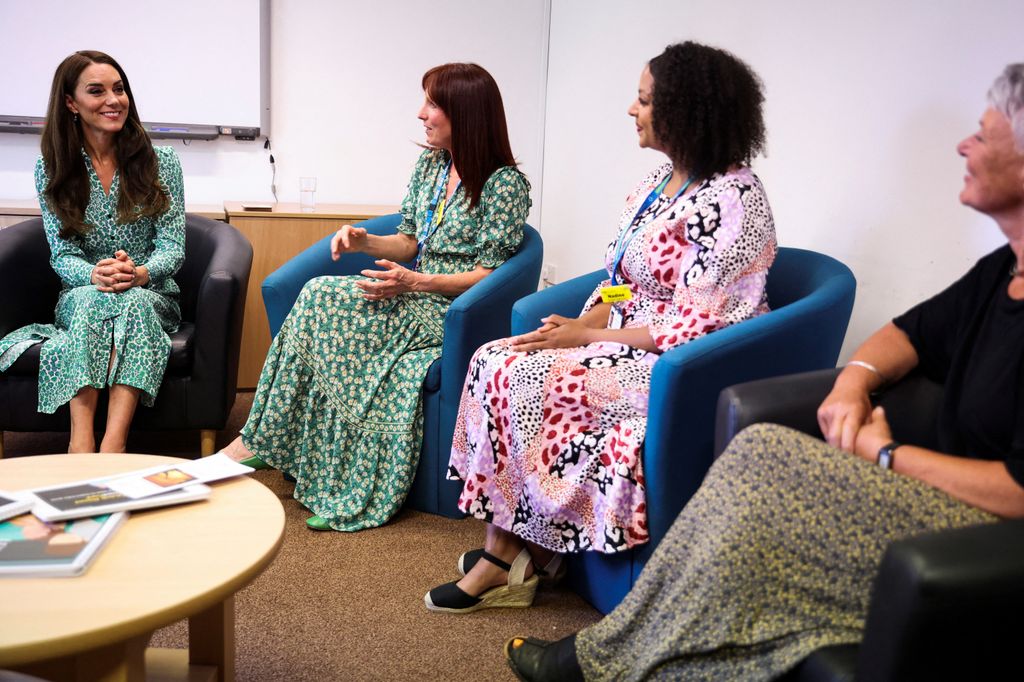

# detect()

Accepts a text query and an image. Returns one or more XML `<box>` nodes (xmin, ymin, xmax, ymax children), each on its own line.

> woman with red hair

<box><xmin>223</xmin><ymin>63</ymin><xmax>530</xmax><ymax>532</ymax></box>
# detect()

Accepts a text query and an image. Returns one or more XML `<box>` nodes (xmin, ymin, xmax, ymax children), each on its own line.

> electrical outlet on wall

<box><xmin>541</xmin><ymin>263</ymin><xmax>557</xmax><ymax>289</ymax></box>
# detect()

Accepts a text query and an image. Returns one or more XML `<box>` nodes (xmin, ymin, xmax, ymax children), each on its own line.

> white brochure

<box><xmin>102</xmin><ymin>453</ymin><xmax>255</xmax><ymax>499</ymax></box>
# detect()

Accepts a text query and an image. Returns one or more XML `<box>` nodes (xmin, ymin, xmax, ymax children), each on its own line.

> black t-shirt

<box><xmin>893</xmin><ymin>244</ymin><xmax>1024</xmax><ymax>487</ymax></box>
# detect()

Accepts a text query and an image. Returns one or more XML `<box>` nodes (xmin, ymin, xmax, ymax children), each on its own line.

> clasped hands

<box><xmin>510</xmin><ymin>314</ymin><xmax>596</xmax><ymax>352</ymax></box>
<box><xmin>817</xmin><ymin>382</ymin><xmax>893</xmax><ymax>462</ymax></box>
<box><xmin>92</xmin><ymin>250</ymin><xmax>145</xmax><ymax>293</ymax></box>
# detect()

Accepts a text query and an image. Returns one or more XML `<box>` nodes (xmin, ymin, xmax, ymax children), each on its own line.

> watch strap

<box><xmin>877</xmin><ymin>441</ymin><xmax>901</xmax><ymax>469</ymax></box>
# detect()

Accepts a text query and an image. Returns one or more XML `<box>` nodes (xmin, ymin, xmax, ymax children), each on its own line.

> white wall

<box><xmin>2</xmin><ymin>0</ymin><xmax>1023</xmax><ymax>361</ymax></box>
<box><xmin>542</xmin><ymin>0</ymin><xmax>1023</xmax><ymax>359</ymax></box>
<box><xmin>0</xmin><ymin>0</ymin><xmax>550</xmax><ymax>227</ymax></box>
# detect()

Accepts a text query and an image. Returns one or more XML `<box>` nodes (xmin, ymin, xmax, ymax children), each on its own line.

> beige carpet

<box><xmin>2</xmin><ymin>393</ymin><xmax>602</xmax><ymax>681</ymax></box>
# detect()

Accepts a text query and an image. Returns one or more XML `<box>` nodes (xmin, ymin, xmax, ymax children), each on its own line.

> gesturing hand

<box><xmin>331</xmin><ymin>225</ymin><xmax>368</xmax><ymax>261</ymax></box>
<box><xmin>92</xmin><ymin>250</ymin><xmax>142</xmax><ymax>293</ymax></box>
<box><xmin>509</xmin><ymin>314</ymin><xmax>593</xmax><ymax>352</ymax></box>
<box><xmin>355</xmin><ymin>259</ymin><xmax>421</xmax><ymax>301</ymax></box>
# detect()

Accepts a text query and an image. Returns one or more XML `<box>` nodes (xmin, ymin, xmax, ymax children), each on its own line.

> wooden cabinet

<box><xmin>225</xmin><ymin>202</ymin><xmax>397</xmax><ymax>388</ymax></box>
<box><xmin>0</xmin><ymin>201</ymin><xmax>226</xmax><ymax>228</ymax></box>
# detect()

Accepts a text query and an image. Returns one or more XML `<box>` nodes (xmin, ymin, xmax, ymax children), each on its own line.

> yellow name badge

<box><xmin>600</xmin><ymin>284</ymin><xmax>633</xmax><ymax>303</ymax></box>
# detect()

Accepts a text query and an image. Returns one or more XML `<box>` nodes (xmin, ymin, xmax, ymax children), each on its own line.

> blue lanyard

<box><xmin>610</xmin><ymin>172</ymin><xmax>694</xmax><ymax>286</ymax></box>
<box><xmin>413</xmin><ymin>159</ymin><xmax>461</xmax><ymax>271</ymax></box>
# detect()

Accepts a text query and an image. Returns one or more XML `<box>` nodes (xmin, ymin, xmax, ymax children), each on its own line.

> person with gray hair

<box><xmin>503</xmin><ymin>65</ymin><xmax>1024</xmax><ymax>682</ymax></box>
<box><xmin>989</xmin><ymin>62</ymin><xmax>1024</xmax><ymax>148</ymax></box>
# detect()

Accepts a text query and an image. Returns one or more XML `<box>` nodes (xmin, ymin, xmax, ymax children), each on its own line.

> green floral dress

<box><xmin>0</xmin><ymin>147</ymin><xmax>185</xmax><ymax>413</ymax></box>
<box><xmin>241</xmin><ymin>149</ymin><xmax>531</xmax><ymax>531</ymax></box>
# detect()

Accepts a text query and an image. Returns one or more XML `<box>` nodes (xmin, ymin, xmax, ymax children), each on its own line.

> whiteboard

<box><xmin>0</xmin><ymin>0</ymin><xmax>267</xmax><ymax>131</ymax></box>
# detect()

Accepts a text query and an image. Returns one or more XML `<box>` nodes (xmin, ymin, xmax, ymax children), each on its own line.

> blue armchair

<box><xmin>511</xmin><ymin>246</ymin><xmax>857</xmax><ymax>613</ymax></box>
<box><xmin>261</xmin><ymin>213</ymin><xmax>543</xmax><ymax>518</ymax></box>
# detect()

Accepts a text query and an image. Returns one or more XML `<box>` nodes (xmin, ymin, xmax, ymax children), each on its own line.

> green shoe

<box><xmin>306</xmin><ymin>515</ymin><xmax>332</xmax><ymax>531</ymax></box>
<box><xmin>239</xmin><ymin>455</ymin><xmax>270</xmax><ymax>470</ymax></box>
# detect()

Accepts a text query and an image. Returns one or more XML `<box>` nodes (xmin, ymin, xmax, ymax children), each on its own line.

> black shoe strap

<box><xmin>480</xmin><ymin>550</ymin><xmax>512</xmax><ymax>572</ymax></box>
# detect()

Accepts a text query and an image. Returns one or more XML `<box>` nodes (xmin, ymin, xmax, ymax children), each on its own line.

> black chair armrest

<box><xmin>855</xmin><ymin>518</ymin><xmax>1024</xmax><ymax>681</ymax></box>
<box><xmin>714</xmin><ymin>368</ymin><xmax>838</xmax><ymax>457</ymax></box>
<box><xmin>714</xmin><ymin>369</ymin><xmax>946</xmax><ymax>458</ymax></box>
<box><xmin>187</xmin><ymin>221</ymin><xmax>252</xmax><ymax>425</ymax></box>
<box><xmin>0</xmin><ymin>219</ymin><xmax>61</xmax><ymax>338</ymax></box>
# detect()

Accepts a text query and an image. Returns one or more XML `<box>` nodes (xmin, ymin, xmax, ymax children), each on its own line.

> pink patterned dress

<box><xmin>447</xmin><ymin>164</ymin><xmax>777</xmax><ymax>554</ymax></box>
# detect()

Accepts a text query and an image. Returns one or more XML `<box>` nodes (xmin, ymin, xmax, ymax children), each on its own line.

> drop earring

<box><xmin>73</xmin><ymin>113</ymin><xmax>79</xmax><ymax>123</ymax></box>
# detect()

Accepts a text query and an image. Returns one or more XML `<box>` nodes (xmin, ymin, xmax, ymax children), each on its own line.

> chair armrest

<box><xmin>714</xmin><ymin>369</ymin><xmax>839</xmax><ymax>457</ymax></box>
<box><xmin>855</xmin><ymin>519</ymin><xmax>1024</xmax><ymax>681</ymax></box>
<box><xmin>714</xmin><ymin>369</ymin><xmax>945</xmax><ymax>459</ymax></box>
<box><xmin>439</xmin><ymin>225</ymin><xmax>543</xmax><ymax>401</ymax></box>
<box><xmin>432</xmin><ymin>223</ymin><xmax>544</xmax><ymax>456</ymax></box>
<box><xmin>188</xmin><ymin>223</ymin><xmax>253</xmax><ymax>424</ymax></box>
<box><xmin>0</xmin><ymin>219</ymin><xmax>61</xmax><ymax>337</ymax></box>
<box><xmin>262</xmin><ymin>214</ymin><xmax>403</xmax><ymax>337</ymax></box>
<box><xmin>510</xmin><ymin>269</ymin><xmax>605</xmax><ymax>335</ymax></box>
<box><xmin>642</xmin><ymin>285</ymin><xmax>851</xmax><ymax>551</ymax></box>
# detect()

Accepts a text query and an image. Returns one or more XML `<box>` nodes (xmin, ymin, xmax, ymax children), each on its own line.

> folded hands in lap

<box><xmin>510</xmin><ymin>314</ymin><xmax>595</xmax><ymax>352</ymax></box>
<box><xmin>817</xmin><ymin>383</ymin><xmax>891</xmax><ymax>459</ymax></box>
<box><xmin>92</xmin><ymin>250</ymin><xmax>147</xmax><ymax>293</ymax></box>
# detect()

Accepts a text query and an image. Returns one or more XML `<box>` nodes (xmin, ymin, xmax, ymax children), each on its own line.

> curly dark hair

<box><xmin>648</xmin><ymin>41</ymin><xmax>766</xmax><ymax>179</ymax></box>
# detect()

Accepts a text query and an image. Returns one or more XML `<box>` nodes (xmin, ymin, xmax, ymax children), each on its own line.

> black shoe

<box><xmin>425</xmin><ymin>548</ymin><xmax>538</xmax><ymax>614</ymax></box>
<box><xmin>504</xmin><ymin>635</ymin><xmax>583</xmax><ymax>682</ymax></box>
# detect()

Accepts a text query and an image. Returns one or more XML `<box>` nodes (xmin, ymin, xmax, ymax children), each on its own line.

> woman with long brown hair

<box><xmin>0</xmin><ymin>51</ymin><xmax>184</xmax><ymax>454</ymax></box>
<box><xmin>222</xmin><ymin>63</ymin><xmax>531</xmax><ymax>532</ymax></box>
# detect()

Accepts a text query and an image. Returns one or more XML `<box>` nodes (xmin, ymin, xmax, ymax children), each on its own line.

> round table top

<box><xmin>0</xmin><ymin>453</ymin><xmax>285</xmax><ymax>667</ymax></box>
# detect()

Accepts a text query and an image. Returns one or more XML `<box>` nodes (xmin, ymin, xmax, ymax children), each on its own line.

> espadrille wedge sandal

<box><xmin>424</xmin><ymin>547</ymin><xmax>538</xmax><ymax>613</ymax></box>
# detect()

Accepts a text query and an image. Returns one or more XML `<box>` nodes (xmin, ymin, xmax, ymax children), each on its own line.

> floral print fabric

<box><xmin>448</xmin><ymin>165</ymin><xmax>776</xmax><ymax>554</ymax></box>
<box><xmin>241</xmin><ymin>149</ymin><xmax>530</xmax><ymax>531</ymax></box>
<box><xmin>0</xmin><ymin>147</ymin><xmax>185</xmax><ymax>412</ymax></box>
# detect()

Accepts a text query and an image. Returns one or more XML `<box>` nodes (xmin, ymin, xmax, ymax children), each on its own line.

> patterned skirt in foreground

<box><xmin>576</xmin><ymin>423</ymin><xmax>995</xmax><ymax>681</ymax></box>
<box><xmin>241</xmin><ymin>276</ymin><xmax>446</xmax><ymax>531</ymax></box>
<box><xmin>448</xmin><ymin>339</ymin><xmax>658</xmax><ymax>554</ymax></box>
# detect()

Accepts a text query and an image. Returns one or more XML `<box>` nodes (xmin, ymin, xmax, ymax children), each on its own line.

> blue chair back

<box><xmin>261</xmin><ymin>215</ymin><xmax>543</xmax><ymax>517</ymax></box>
<box><xmin>512</xmin><ymin>246</ymin><xmax>856</xmax><ymax>613</ymax></box>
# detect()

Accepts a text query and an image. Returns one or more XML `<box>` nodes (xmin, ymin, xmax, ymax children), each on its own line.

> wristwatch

<box><xmin>877</xmin><ymin>441</ymin><xmax>901</xmax><ymax>470</ymax></box>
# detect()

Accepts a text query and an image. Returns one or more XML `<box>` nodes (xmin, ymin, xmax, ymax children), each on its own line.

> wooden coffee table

<box><xmin>0</xmin><ymin>453</ymin><xmax>285</xmax><ymax>682</ymax></box>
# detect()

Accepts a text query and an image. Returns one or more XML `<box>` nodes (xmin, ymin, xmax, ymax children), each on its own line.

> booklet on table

<box><xmin>0</xmin><ymin>511</ymin><xmax>126</xmax><ymax>577</ymax></box>
<box><xmin>0</xmin><ymin>492</ymin><xmax>33</xmax><ymax>523</ymax></box>
<box><xmin>28</xmin><ymin>477</ymin><xmax>212</xmax><ymax>523</ymax></box>
<box><xmin>101</xmin><ymin>452</ymin><xmax>253</xmax><ymax>499</ymax></box>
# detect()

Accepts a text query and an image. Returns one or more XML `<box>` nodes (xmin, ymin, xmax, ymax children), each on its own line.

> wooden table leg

<box><xmin>200</xmin><ymin>430</ymin><xmax>216</xmax><ymax>457</ymax></box>
<box><xmin>12</xmin><ymin>632</ymin><xmax>148</xmax><ymax>682</ymax></box>
<box><xmin>188</xmin><ymin>595</ymin><xmax>234</xmax><ymax>682</ymax></box>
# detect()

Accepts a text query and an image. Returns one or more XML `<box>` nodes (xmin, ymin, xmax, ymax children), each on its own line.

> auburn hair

<box><xmin>421</xmin><ymin>63</ymin><xmax>518</xmax><ymax>209</ymax></box>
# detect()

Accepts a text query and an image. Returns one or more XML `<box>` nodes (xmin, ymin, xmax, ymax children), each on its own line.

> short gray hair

<box><xmin>988</xmin><ymin>63</ymin><xmax>1024</xmax><ymax>150</ymax></box>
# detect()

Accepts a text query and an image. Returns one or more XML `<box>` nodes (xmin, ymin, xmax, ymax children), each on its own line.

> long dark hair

<box><xmin>421</xmin><ymin>63</ymin><xmax>518</xmax><ymax>209</ymax></box>
<box><xmin>40</xmin><ymin>50</ymin><xmax>169</xmax><ymax>239</ymax></box>
<box><xmin>648</xmin><ymin>42</ymin><xmax>766</xmax><ymax>179</ymax></box>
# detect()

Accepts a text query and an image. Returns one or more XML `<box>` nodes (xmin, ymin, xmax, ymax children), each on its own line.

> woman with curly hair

<box><xmin>503</xmin><ymin>61</ymin><xmax>1024</xmax><ymax>682</ymax></box>
<box><xmin>424</xmin><ymin>42</ymin><xmax>776</xmax><ymax>613</ymax></box>
<box><xmin>0</xmin><ymin>51</ymin><xmax>184</xmax><ymax>454</ymax></box>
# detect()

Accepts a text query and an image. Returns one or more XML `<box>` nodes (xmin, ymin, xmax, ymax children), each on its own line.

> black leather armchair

<box><xmin>0</xmin><ymin>215</ymin><xmax>252</xmax><ymax>457</ymax></box>
<box><xmin>715</xmin><ymin>369</ymin><xmax>1024</xmax><ymax>681</ymax></box>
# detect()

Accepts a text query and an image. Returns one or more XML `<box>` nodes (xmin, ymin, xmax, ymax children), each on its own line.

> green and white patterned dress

<box><xmin>241</xmin><ymin>149</ymin><xmax>530</xmax><ymax>531</ymax></box>
<box><xmin>0</xmin><ymin>147</ymin><xmax>185</xmax><ymax>413</ymax></box>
